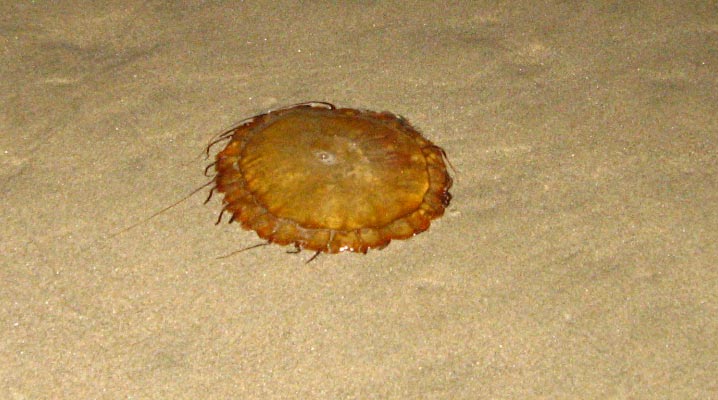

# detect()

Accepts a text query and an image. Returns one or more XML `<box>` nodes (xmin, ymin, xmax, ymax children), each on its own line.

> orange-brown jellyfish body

<box><xmin>209</xmin><ymin>102</ymin><xmax>452</xmax><ymax>255</ymax></box>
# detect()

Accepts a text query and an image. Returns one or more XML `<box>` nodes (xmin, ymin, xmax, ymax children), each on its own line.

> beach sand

<box><xmin>2</xmin><ymin>1</ymin><xmax>717</xmax><ymax>398</ymax></box>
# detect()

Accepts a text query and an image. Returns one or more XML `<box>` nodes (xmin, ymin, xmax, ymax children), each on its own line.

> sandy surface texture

<box><xmin>2</xmin><ymin>1</ymin><xmax>717</xmax><ymax>398</ymax></box>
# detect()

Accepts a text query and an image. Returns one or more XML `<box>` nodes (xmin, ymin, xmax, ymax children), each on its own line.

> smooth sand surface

<box><xmin>2</xmin><ymin>2</ymin><xmax>717</xmax><ymax>398</ymax></box>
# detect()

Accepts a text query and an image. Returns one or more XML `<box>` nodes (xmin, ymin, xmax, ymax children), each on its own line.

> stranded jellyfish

<box><xmin>207</xmin><ymin>102</ymin><xmax>452</xmax><ymax>257</ymax></box>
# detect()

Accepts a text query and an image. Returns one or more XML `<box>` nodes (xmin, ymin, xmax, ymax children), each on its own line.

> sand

<box><xmin>2</xmin><ymin>1</ymin><xmax>717</xmax><ymax>398</ymax></box>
